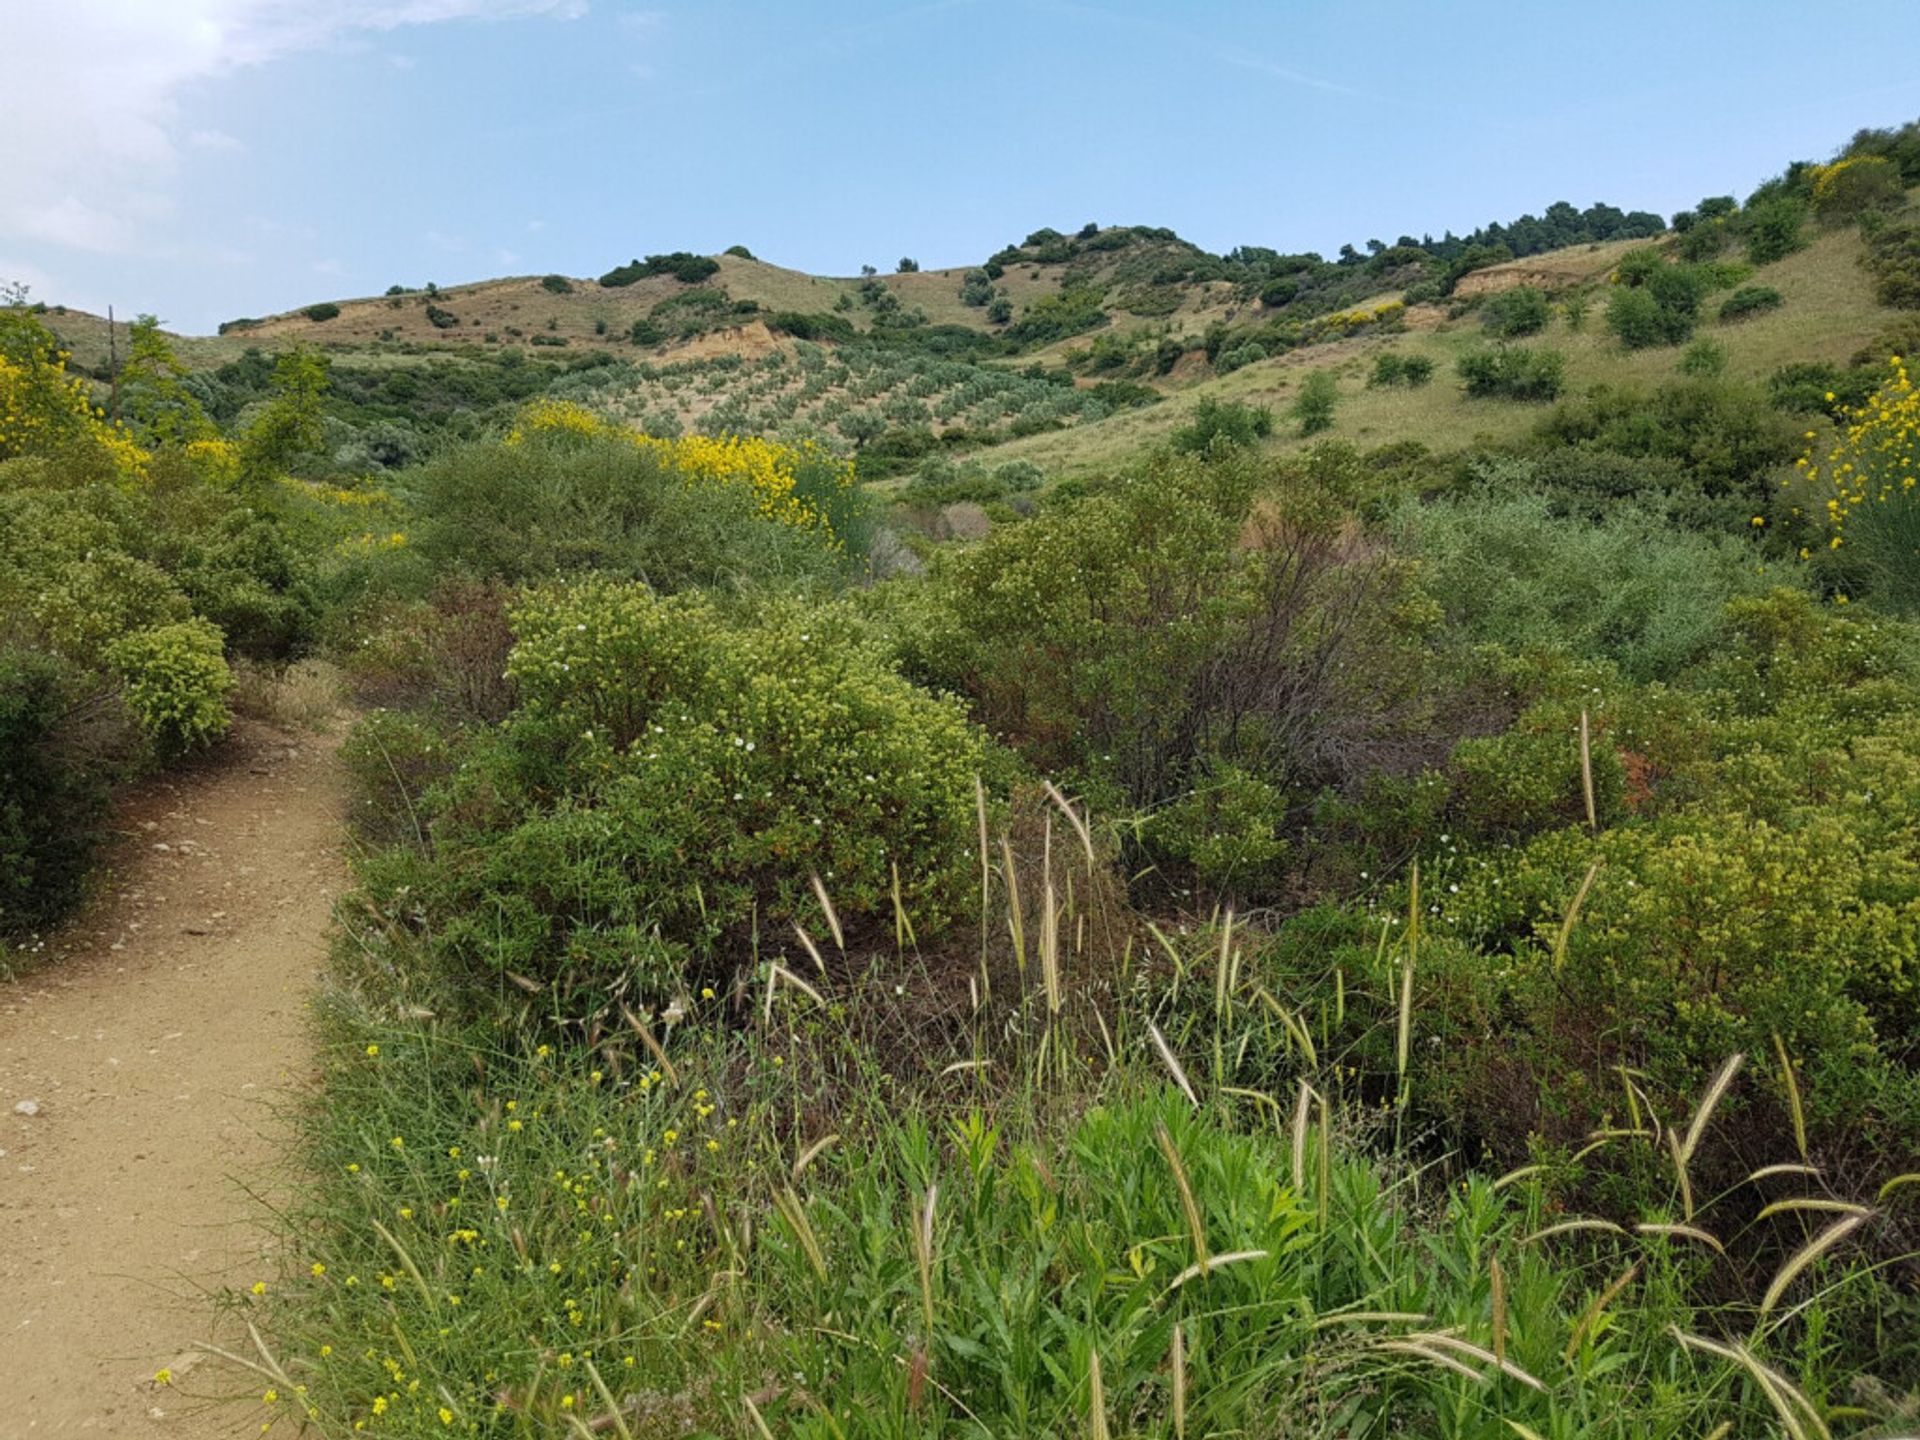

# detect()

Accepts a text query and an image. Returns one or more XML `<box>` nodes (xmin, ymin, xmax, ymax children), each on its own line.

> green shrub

<box><xmin>1216</xmin><ymin>341</ymin><xmax>1267</xmax><ymax>374</ymax></box>
<box><xmin>538</xmin><ymin>274</ymin><xmax>573</xmax><ymax>295</ymax></box>
<box><xmin>1605</xmin><ymin>254</ymin><xmax>1714</xmax><ymax>348</ymax></box>
<box><xmin>407</xmin><ymin>431</ymin><xmax>843</xmax><ymax>590</ymax></box>
<box><xmin>1258</xmin><ymin>277</ymin><xmax>1298</xmax><ymax>308</ymax></box>
<box><xmin>1863</xmin><ymin>221</ymin><xmax>1920</xmax><ymax>308</ymax></box>
<box><xmin>1458</xmin><ymin>345</ymin><xmax>1565</xmax><ymax>401</ymax></box>
<box><xmin>1718</xmin><ymin>284</ymin><xmax>1782</xmax><ymax>321</ymax></box>
<box><xmin>1480</xmin><ymin>285</ymin><xmax>1550</xmax><ymax>337</ymax></box>
<box><xmin>303</xmin><ymin>302</ymin><xmax>341</xmax><ymax>323</ymax></box>
<box><xmin>1768</xmin><ymin>360</ymin><xmax>1876</xmax><ymax>416</ymax></box>
<box><xmin>1742</xmin><ymin>195</ymin><xmax>1808</xmax><ymax>264</ymax></box>
<box><xmin>0</xmin><ymin>648</ymin><xmax>110</xmax><ymax>937</ymax></box>
<box><xmin>1369</xmin><ymin>352</ymin><xmax>1433</xmax><ymax>387</ymax></box>
<box><xmin>1677</xmin><ymin>338</ymin><xmax>1727</xmax><ymax>377</ymax></box>
<box><xmin>378</xmin><ymin>581</ymin><xmax>989</xmax><ymax>1009</ymax></box>
<box><xmin>598</xmin><ymin>253</ymin><xmax>720</xmax><ymax>287</ymax></box>
<box><xmin>1538</xmin><ymin>377</ymin><xmax>1796</xmax><ymax>504</ymax></box>
<box><xmin>424</xmin><ymin>304</ymin><xmax>459</xmax><ymax>330</ymax></box>
<box><xmin>1397</xmin><ymin>489</ymin><xmax>1775</xmax><ymax>681</ymax></box>
<box><xmin>1170</xmin><ymin>396</ymin><xmax>1272</xmax><ymax>453</ymax></box>
<box><xmin>1292</xmin><ymin>369</ymin><xmax>1338</xmax><ymax>434</ymax></box>
<box><xmin>106</xmin><ymin>618</ymin><xmax>233</xmax><ymax>758</ymax></box>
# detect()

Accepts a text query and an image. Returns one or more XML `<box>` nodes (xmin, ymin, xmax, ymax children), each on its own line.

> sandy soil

<box><xmin>0</xmin><ymin>720</ymin><xmax>345</xmax><ymax>1434</ymax></box>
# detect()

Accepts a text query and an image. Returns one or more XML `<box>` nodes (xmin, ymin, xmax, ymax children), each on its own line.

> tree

<box><xmin>119</xmin><ymin>315</ymin><xmax>213</xmax><ymax>446</ymax></box>
<box><xmin>239</xmin><ymin>348</ymin><xmax>330</xmax><ymax>484</ymax></box>
<box><xmin>896</xmin><ymin>257</ymin><xmax>920</xmax><ymax>273</ymax></box>
<box><xmin>1293</xmin><ymin>371</ymin><xmax>1338</xmax><ymax>435</ymax></box>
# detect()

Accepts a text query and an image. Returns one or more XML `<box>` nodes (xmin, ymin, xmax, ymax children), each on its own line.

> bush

<box><xmin>1812</xmin><ymin>155</ymin><xmax>1905</xmax><ymax>221</ymax></box>
<box><xmin>1397</xmin><ymin>488</ymin><xmax>1776</xmax><ymax>681</ymax></box>
<box><xmin>1677</xmin><ymin>338</ymin><xmax>1727</xmax><ymax>377</ymax></box>
<box><xmin>1768</xmin><ymin>360</ymin><xmax>1876</xmax><ymax>416</ymax></box>
<box><xmin>1457</xmin><ymin>345</ymin><xmax>1565</xmax><ymax>401</ymax></box>
<box><xmin>1606</xmin><ymin>255</ymin><xmax>1711</xmax><ymax>348</ymax></box>
<box><xmin>722</xmin><ymin>244</ymin><xmax>754</xmax><ymax>259</ymax></box>
<box><xmin>1215</xmin><ymin>341</ymin><xmax>1267</xmax><ymax>374</ymax></box>
<box><xmin>375</xmin><ymin>581</ymin><xmax>990</xmax><ymax>1009</ymax></box>
<box><xmin>106</xmin><ymin>618</ymin><xmax>233</xmax><ymax>759</ymax></box>
<box><xmin>424</xmin><ymin>304</ymin><xmax>459</xmax><ymax>330</ymax></box>
<box><xmin>1718</xmin><ymin>284</ymin><xmax>1782</xmax><ymax>321</ymax></box>
<box><xmin>1480</xmin><ymin>285</ymin><xmax>1550</xmax><ymax>337</ymax></box>
<box><xmin>1170</xmin><ymin>396</ymin><xmax>1272</xmax><ymax>453</ymax></box>
<box><xmin>0</xmin><ymin>648</ymin><xmax>110</xmax><ymax>936</ymax></box>
<box><xmin>409</xmin><ymin>424</ymin><xmax>853</xmax><ymax>589</ymax></box>
<box><xmin>1293</xmin><ymin>370</ymin><xmax>1339</xmax><ymax>434</ymax></box>
<box><xmin>303</xmin><ymin>303</ymin><xmax>341</xmax><ymax>323</ymax></box>
<box><xmin>1806</xmin><ymin>358</ymin><xmax>1920</xmax><ymax>612</ymax></box>
<box><xmin>1863</xmin><ymin>221</ymin><xmax>1920</xmax><ymax>308</ymax></box>
<box><xmin>598</xmin><ymin>253</ymin><xmax>720</xmax><ymax>287</ymax></box>
<box><xmin>1539</xmin><ymin>378</ymin><xmax>1797</xmax><ymax>506</ymax></box>
<box><xmin>986</xmin><ymin>296</ymin><xmax>1012</xmax><ymax>324</ymax></box>
<box><xmin>895</xmin><ymin>257</ymin><xmax>918</xmax><ymax>273</ymax></box>
<box><xmin>1742</xmin><ymin>195</ymin><xmax>1807</xmax><ymax>265</ymax></box>
<box><xmin>1369</xmin><ymin>352</ymin><xmax>1434</xmax><ymax>387</ymax></box>
<box><xmin>538</xmin><ymin>274</ymin><xmax>573</xmax><ymax>295</ymax></box>
<box><xmin>1258</xmin><ymin>278</ymin><xmax>1298</xmax><ymax>308</ymax></box>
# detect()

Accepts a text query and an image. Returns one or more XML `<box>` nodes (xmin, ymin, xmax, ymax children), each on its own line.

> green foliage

<box><xmin>723</xmin><ymin>244</ymin><xmax>755</xmax><ymax>259</ymax></box>
<box><xmin>1169</xmin><ymin>396</ymin><xmax>1272</xmax><ymax>453</ymax></box>
<box><xmin>424</xmin><ymin>303</ymin><xmax>460</xmax><ymax>330</ymax></box>
<box><xmin>1768</xmin><ymin>360</ymin><xmax>1877</xmax><ymax>416</ymax></box>
<box><xmin>1397</xmin><ymin>488</ymin><xmax>1775</xmax><ymax>681</ymax></box>
<box><xmin>303</xmin><ymin>302</ymin><xmax>341</xmax><ymax>323</ymax></box>
<box><xmin>106</xmin><ymin>618</ymin><xmax>233</xmax><ymax>759</ymax></box>
<box><xmin>598</xmin><ymin>253</ymin><xmax>720</xmax><ymax>287</ymax></box>
<box><xmin>1258</xmin><ymin>277</ymin><xmax>1298</xmax><ymax>308</ymax></box>
<box><xmin>1292</xmin><ymin>369</ymin><xmax>1339</xmax><ymax>433</ymax></box>
<box><xmin>1606</xmin><ymin>252</ymin><xmax>1713</xmax><ymax>348</ymax></box>
<box><xmin>1677</xmin><ymin>338</ymin><xmax>1727</xmax><ymax>377</ymax></box>
<box><xmin>365</xmin><ymin>580</ymin><xmax>988</xmax><ymax>1009</ymax></box>
<box><xmin>1480</xmin><ymin>285</ymin><xmax>1550</xmax><ymax>337</ymax></box>
<box><xmin>1863</xmin><ymin>221</ymin><xmax>1920</xmax><ymax>308</ymax></box>
<box><xmin>0</xmin><ymin>648</ymin><xmax>109</xmax><ymax>937</ymax></box>
<box><xmin>1215</xmin><ymin>340</ymin><xmax>1267</xmax><ymax>374</ymax></box>
<box><xmin>1538</xmin><ymin>377</ymin><xmax>1796</xmax><ymax>504</ymax></box>
<box><xmin>1369</xmin><ymin>352</ymin><xmax>1435</xmax><ymax>387</ymax></box>
<box><xmin>407</xmin><ymin>430</ymin><xmax>844</xmax><ymax>590</ymax></box>
<box><xmin>238</xmin><ymin>348</ymin><xmax>330</xmax><ymax>483</ymax></box>
<box><xmin>538</xmin><ymin>274</ymin><xmax>574</xmax><ymax>295</ymax></box>
<box><xmin>1718</xmin><ymin>284</ymin><xmax>1782</xmax><ymax>321</ymax></box>
<box><xmin>1742</xmin><ymin>195</ymin><xmax>1808</xmax><ymax>264</ymax></box>
<box><xmin>1458</xmin><ymin>345</ymin><xmax>1565</xmax><ymax>401</ymax></box>
<box><xmin>1003</xmin><ymin>287</ymin><xmax>1107</xmax><ymax>346</ymax></box>
<box><xmin>895</xmin><ymin>256</ymin><xmax>919</xmax><ymax>273</ymax></box>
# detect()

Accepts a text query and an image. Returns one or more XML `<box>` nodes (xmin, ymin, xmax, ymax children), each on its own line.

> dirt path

<box><xmin>0</xmin><ymin>720</ymin><xmax>346</xmax><ymax>1434</ymax></box>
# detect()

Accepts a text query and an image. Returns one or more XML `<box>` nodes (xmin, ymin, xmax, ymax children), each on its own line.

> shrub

<box><xmin>538</xmin><ymin>274</ymin><xmax>573</xmax><ymax>295</ymax></box>
<box><xmin>0</xmin><ymin>648</ymin><xmax>110</xmax><ymax>936</ymax></box>
<box><xmin>1480</xmin><ymin>285</ymin><xmax>1550</xmax><ymax>337</ymax></box>
<box><xmin>598</xmin><ymin>253</ymin><xmax>720</xmax><ymax>287</ymax></box>
<box><xmin>1813</xmin><ymin>155</ymin><xmax>1905</xmax><ymax>221</ymax></box>
<box><xmin>986</xmin><ymin>296</ymin><xmax>1012</xmax><ymax>324</ymax></box>
<box><xmin>1258</xmin><ymin>278</ymin><xmax>1298</xmax><ymax>308</ymax></box>
<box><xmin>1863</xmin><ymin>221</ymin><xmax>1920</xmax><ymax>308</ymax></box>
<box><xmin>1397</xmin><ymin>488</ymin><xmax>1776</xmax><ymax>680</ymax></box>
<box><xmin>424</xmin><ymin>304</ymin><xmax>460</xmax><ymax>330</ymax></box>
<box><xmin>416</xmin><ymin>416</ymin><xmax>860</xmax><ymax>587</ymax></box>
<box><xmin>1606</xmin><ymin>254</ymin><xmax>1711</xmax><ymax>348</ymax></box>
<box><xmin>106</xmin><ymin>618</ymin><xmax>233</xmax><ymax>759</ymax></box>
<box><xmin>1677</xmin><ymin>338</ymin><xmax>1727</xmax><ymax>377</ymax></box>
<box><xmin>1805</xmin><ymin>357</ymin><xmax>1920</xmax><ymax>612</ymax></box>
<box><xmin>895</xmin><ymin>257</ymin><xmax>919</xmax><ymax>273</ymax></box>
<box><xmin>1742</xmin><ymin>195</ymin><xmax>1807</xmax><ymax>265</ymax></box>
<box><xmin>1458</xmin><ymin>345</ymin><xmax>1565</xmax><ymax>401</ymax></box>
<box><xmin>1369</xmin><ymin>352</ymin><xmax>1434</xmax><ymax>387</ymax></box>
<box><xmin>722</xmin><ymin>244</ymin><xmax>754</xmax><ymax>259</ymax></box>
<box><xmin>1768</xmin><ymin>360</ymin><xmax>1875</xmax><ymax>416</ymax></box>
<box><xmin>1169</xmin><ymin>396</ymin><xmax>1272</xmax><ymax>453</ymax></box>
<box><xmin>303</xmin><ymin>302</ymin><xmax>341</xmax><ymax>323</ymax></box>
<box><xmin>1215</xmin><ymin>341</ymin><xmax>1267</xmax><ymax>374</ymax></box>
<box><xmin>1293</xmin><ymin>370</ymin><xmax>1338</xmax><ymax>435</ymax></box>
<box><xmin>1718</xmin><ymin>284</ymin><xmax>1782</xmax><ymax>321</ymax></box>
<box><xmin>1539</xmin><ymin>378</ymin><xmax>1797</xmax><ymax>506</ymax></box>
<box><xmin>379</xmin><ymin>581</ymin><xmax>989</xmax><ymax>1009</ymax></box>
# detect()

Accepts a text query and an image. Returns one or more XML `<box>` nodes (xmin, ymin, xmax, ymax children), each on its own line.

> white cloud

<box><xmin>187</xmin><ymin>127</ymin><xmax>245</xmax><ymax>151</ymax></box>
<box><xmin>0</xmin><ymin>1</ymin><xmax>588</xmax><ymax>255</ymax></box>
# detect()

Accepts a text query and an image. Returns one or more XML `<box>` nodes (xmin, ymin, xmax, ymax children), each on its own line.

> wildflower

<box><xmin>154</xmin><ymin>1368</ymin><xmax>173</xmax><ymax>1386</ymax></box>
<box><xmin>365</xmin><ymin>1044</ymin><xmax>380</xmax><ymax>1058</ymax></box>
<box><xmin>251</xmin><ymin>1281</ymin><xmax>268</xmax><ymax>1296</ymax></box>
<box><xmin>310</xmin><ymin>1262</ymin><xmax>326</xmax><ymax>1278</ymax></box>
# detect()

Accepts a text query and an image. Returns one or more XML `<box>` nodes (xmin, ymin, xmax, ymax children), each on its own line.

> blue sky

<box><xmin>6</xmin><ymin>1</ymin><xmax>1916</xmax><ymax>334</ymax></box>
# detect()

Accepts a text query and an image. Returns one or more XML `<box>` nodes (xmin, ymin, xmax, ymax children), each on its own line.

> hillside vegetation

<box><xmin>7</xmin><ymin>118</ymin><xmax>1920</xmax><ymax>1438</ymax></box>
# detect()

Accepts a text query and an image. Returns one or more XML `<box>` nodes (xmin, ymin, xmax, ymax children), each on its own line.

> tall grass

<box><xmin>217</xmin><ymin>789</ymin><xmax>1916</xmax><ymax>1437</ymax></box>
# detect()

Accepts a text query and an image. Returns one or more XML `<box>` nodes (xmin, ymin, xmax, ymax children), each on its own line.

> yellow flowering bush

<box><xmin>0</xmin><ymin>314</ymin><xmax>149</xmax><ymax>480</ymax></box>
<box><xmin>1800</xmin><ymin>357</ymin><xmax>1920</xmax><ymax>611</ymax></box>
<box><xmin>508</xmin><ymin>399</ymin><xmax>860</xmax><ymax>549</ymax></box>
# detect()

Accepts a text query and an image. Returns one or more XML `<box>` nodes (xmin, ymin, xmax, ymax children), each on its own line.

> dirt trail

<box><xmin>0</xmin><ymin>720</ymin><xmax>346</xmax><ymax>1434</ymax></box>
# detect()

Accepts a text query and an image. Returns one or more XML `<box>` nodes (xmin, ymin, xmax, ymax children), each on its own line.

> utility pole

<box><xmin>107</xmin><ymin>305</ymin><xmax>120</xmax><ymax>421</ymax></box>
